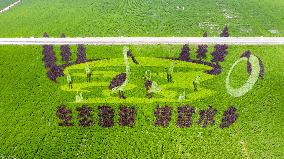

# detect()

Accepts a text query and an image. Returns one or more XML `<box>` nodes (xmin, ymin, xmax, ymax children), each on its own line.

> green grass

<box><xmin>0</xmin><ymin>0</ymin><xmax>283</xmax><ymax>37</ymax></box>
<box><xmin>0</xmin><ymin>0</ymin><xmax>283</xmax><ymax>158</ymax></box>
<box><xmin>0</xmin><ymin>44</ymin><xmax>283</xmax><ymax>158</ymax></box>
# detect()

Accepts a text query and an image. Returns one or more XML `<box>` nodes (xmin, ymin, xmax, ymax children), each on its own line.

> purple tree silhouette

<box><xmin>42</xmin><ymin>33</ymin><xmax>57</xmax><ymax>68</ymax></box>
<box><xmin>179</xmin><ymin>44</ymin><xmax>190</xmax><ymax>61</ymax></box>
<box><xmin>60</xmin><ymin>33</ymin><xmax>71</xmax><ymax>63</ymax></box>
<box><xmin>76</xmin><ymin>44</ymin><xmax>87</xmax><ymax>64</ymax></box>
<box><xmin>196</xmin><ymin>32</ymin><xmax>208</xmax><ymax>60</ymax></box>
<box><xmin>211</xmin><ymin>44</ymin><xmax>228</xmax><ymax>63</ymax></box>
<box><xmin>220</xmin><ymin>26</ymin><xmax>229</xmax><ymax>37</ymax></box>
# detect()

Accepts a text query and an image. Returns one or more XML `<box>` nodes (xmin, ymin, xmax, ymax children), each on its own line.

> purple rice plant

<box><xmin>196</xmin><ymin>105</ymin><xmax>217</xmax><ymax>128</ymax></box>
<box><xmin>240</xmin><ymin>50</ymin><xmax>264</xmax><ymax>79</ymax></box>
<box><xmin>220</xmin><ymin>106</ymin><xmax>238</xmax><ymax>128</ymax></box>
<box><xmin>205</xmin><ymin>63</ymin><xmax>222</xmax><ymax>75</ymax></box>
<box><xmin>76</xmin><ymin>44</ymin><xmax>87</xmax><ymax>64</ymax></box>
<box><xmin>220</xmin><ymin>26</ymin><xmax>229</xmax><ymax>37</ymax></box>
<box><xmin>211</xmin><ymin>44</ymin><xmax>228</xmax><ymax>63</ymax></box>
<box><xmin>42</xmin><ymin>44</ymin><xmax>57</xmax><ymax>68</ymax></box>
<box><xmin>179</xmin><ymin>44</ymin><xmax>190</xmax><ymax>61</ymax></box>
<box><xmin>60</xmin><ymin>33</ymin><xmax>72</xmax><ymax>63</ymax></box>
<box><xmin>47</xmin><ymin>65</ymin><xmax>64</xmax><ymax>82</ymax></box>
<box><xmin>76</xmin><ymin>105</ymin><xmax>94</xmax><ymax>127</ymax></box>
<box><xmin>176</xmin><ymin>106</ymin><xmax>195</xmax><ymax>128</ymax></box>
<box><xmin>196</xmin><ymin>44</ymin><xmax>208</xmax><ymax>61</ymax></box>
<box><xmin>56</xmin><ymin>105</ymin><xmax>73</xmax><ymax>126</ymax></box>
<box><xmin>196</xmin><ymin>32</ymin><xmax>208</xmax><ymax>60</ymax></box>
<box><xmin>154</xmin><ymin>106</ymin><xmax>172</xmax><ymax>127</ymax></box>
<box><xmin>118</xmin><ymin>107</ymin><xmax>135</xmax><ymax>127</ymax></box>
<box><xmin>98</xmin><ymin>106</ymin><xmax>114</xmax><ymax>128</ymax></box>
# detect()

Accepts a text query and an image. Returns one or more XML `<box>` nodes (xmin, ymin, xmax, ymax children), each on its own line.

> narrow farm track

<box><xmin>0</xmin><ymin>37</ymin><xmax>284</xmax><ymax>45</ymax></box>
<box><xmin>0</xmin><ymin>0</ymin><xmax>21</xmax><ymax>14</ymax></box>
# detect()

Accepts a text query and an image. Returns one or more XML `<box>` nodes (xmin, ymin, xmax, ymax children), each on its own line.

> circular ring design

<box><xmin>225</xmin><ymin>55</ymin><xmax>260</xmax><ymax>97</ymax></box>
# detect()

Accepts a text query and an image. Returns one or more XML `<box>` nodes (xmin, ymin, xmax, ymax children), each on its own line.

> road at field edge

<box><xmin>0</xmin><ymin>37</ymin><xmax>284</xmax><ymax>45</ymax></box>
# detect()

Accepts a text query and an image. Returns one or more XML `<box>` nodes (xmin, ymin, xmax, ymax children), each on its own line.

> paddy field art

<box><xmin>0</xmin><ymin>0</ymin><xmax>283</xmax><ymax>158</ymax></box>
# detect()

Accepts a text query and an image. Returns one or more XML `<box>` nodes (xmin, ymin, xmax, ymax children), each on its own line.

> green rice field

<box><xmin>0</xmin><ymin>0</ymin><xmax>283</xmax><ymax>158</ymax></box>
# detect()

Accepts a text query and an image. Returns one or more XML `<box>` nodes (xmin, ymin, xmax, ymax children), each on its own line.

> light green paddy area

<box><xmin>0</xmin><ymin>0</ymin><xmax>284</xmax><ymax>158</ymax></box>
<box><xmin>0</xmin><ymin>0</ymin><xmax>284</xmax><ymax>37</ymax></box>
<box><xmin>61</xmin><ymin>57</ymin><xmax>215</xmax><ymax>104</ymax></box>
<box><xmin>0</xmin><ymin>45</ymin><xmax>283</xmax><ymax>158</ymax></box>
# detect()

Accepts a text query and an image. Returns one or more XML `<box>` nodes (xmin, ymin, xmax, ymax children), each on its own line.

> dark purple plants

<box><xmin>144</xmin><ymin>80</ymin><xmax>153</xmax><ymax>98</ymax></box>
<box><xmin>56</xmin><ymin>105</ymin><xmax>73</xmax><ymax>126</ymax></box>
<box><xmin>76</xmin><ymin>44</ymin><xmax>87</xmax><ymax>64</ymax></box>
<box><xmin>220</xmin><ymin>26</ymin><xmax>229</xmax><ymax>37</ymax></box>
<box><xmin>211</xmin><ymin>44</ymin><xmax>228</xmax><ymax>63</ymax></box>
<box><xmin>259</xmin><ymin>58</ymin><xmax>264</xmax><ymax>79</ymax></box>
<box><xmin>47</xmin><ymin>65</ymin><xmax>64</xmax><ymax>82</ymax></box>
<box><xmin>220</xmin><ymin>106</ymin><xmax>238</xmax><ymax>128</ymax></box>
<box><xmin>118</xmin><ymin>107</ymin><xmax>135</xmax><ymax>127</ymax></box>
<box><xmin>43</xmin><ymin>32</ymin><xmax>49</xmax><ymax>38</ymax></box>
<box><xmin>176</xmin><ymin>106</ymin><xmax>195</xmax><ymax>128</ymax></box>
<box><xmin>60</xmin><ymin>33</ymin><xmax>72</xmax><ymax>63</ymax></box>
<box><xmin>76</xmin><ymin>106</ymin><xmax>94</xmax><ymax>127</ymax></box>
<box><xmin>196</xmin><ymin>105</ymin><xmax>217</xmax><ymax>128</ymax></box>
<box><xmin>179</xmin><ymin>44</ymin><xmax>190</xmax><ymax>61</ymax></box>
<box><xmin>127</xmin><ymin>50</ymin><xmax>139</xmax><ymax>65</ymax></box>
<box><xmin>240</xmin><ymin>50</ymin><xmax>264</xmax><ymax>79</ymax></box>
<box><xmin>42</xmin><ymin>44</ymin><xmax>57</xmax><ymax>68</ymax></box>
<box><xmin>109</xmin><ymin>73</ymin><xmax>127</xmax><ymax>99</ymax></box>
<box><xmin>196</xmin><ymin>32</ymin><xmax>208</xmax><ymax>60</ymax></box>
<box><xmin>154</xmin><ymin>106</ymin><xmax>172</xmax><ymax>127</ymax></box>
<box><xmin>98</xmin><ymin>106</ymin><xmax>114</xmax><ymax>128</ymax></box>
<box><xmin>205</xmin><ymin>63</ymin><xmax>222</xmax><ymax>75</ymax></box>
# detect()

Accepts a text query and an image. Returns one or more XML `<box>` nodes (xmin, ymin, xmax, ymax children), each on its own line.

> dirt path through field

<box><xmin>0</xmin><ymin>0</ymin><xmax>21</xmax><ymax>14</ymax></box>
<box><xmin>0</xmin><ymin>37</ymin><xmax>284</xmax><ymax>45</ymax></box>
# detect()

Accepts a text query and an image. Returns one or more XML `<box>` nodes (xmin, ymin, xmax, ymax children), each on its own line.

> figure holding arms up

<box><xmin>166</xmin><ymin>62</ymin><xmax>176</xmax><ymax>83</ymax></box>
<box><xmin>193</xmin><ymin>76</ymin><xmax>200</xmax><ymax>92</ymax></box>
<box><xmin>66</xmin><ymin>72</ymin><xmax>73</xmax><ymax>89</ymax></box>
<box><xmin>85</xmin><ymin>64</ymin><xmax>92</xmax><ymax>82</ymax></box>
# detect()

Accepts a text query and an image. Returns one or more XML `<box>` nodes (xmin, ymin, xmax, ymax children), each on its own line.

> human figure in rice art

<box><xmin>166</xmin><ymin>62</ymin><xmax>176</xmax><ymax>83</ymax></box>
<box><xmin>193</xmin><ymin>76</ymin><xmax>200</xmax><ymax>92</ymax></box>
<box><xmin>144</xmin><ymin>70</ymin><xmax>161</xmax><ymax>98</ymax></box>
<box><xmin>85</xmin><ymin>64</ymin><xmax>92</xmax><ymax>82</ymax></box>
<box><xmin>66</xmin><ymin>72</ymin><xmax>73</xmax><ymax>89</ymax></box>
<box><xmin>76</xmin><ymin>92</ymin><xmax>83</xmax><ymax>103</ymax></box>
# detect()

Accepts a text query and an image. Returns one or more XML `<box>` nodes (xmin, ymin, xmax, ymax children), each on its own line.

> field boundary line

<box><xmin>0</xmin><ymin>37</ymin><xmax>284</xmax><ymax>45</ymax></box>
<box><xmin>0</xmin><ymin>0</ymin><xmax>21</xmax><ymax>14</ymax></box>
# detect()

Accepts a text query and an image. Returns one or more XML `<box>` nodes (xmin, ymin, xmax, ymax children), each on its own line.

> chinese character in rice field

<box><xmin>56</xmin><ymin>105</ymin><xmax>73</xmax><ymax>126</ymax></box>
<box><xmin>196</xmin><ymin>105</ymin><xmax>217</xmax><ymax>128</ymax></box>
<box><xmin>154</xmin><ymin>106</ymin><xmax>172</xmax><ymax>127</ymax></box>
<box><xmin>76</xmin><ymin>106</ymin><xmax>94</xmax><ymax>127</ymax></box>
<box><xmin>220</xmin><ymin>106</ymin><xmax>238</xmax><ymax>128</ymax></box>
<box><xmin>98</xmin><ymin>106</ymin><xmax>115</xmax><ymax>128</ymax></box>
<box><xmin>176</xmin><ymin>106</ymin><xmax>195</xmax><ymax>128</ymax></box>
<box><xmin>119</xmin><ymin>107</ymin><xmax>135</xmax><ymax>127</ymax></box>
